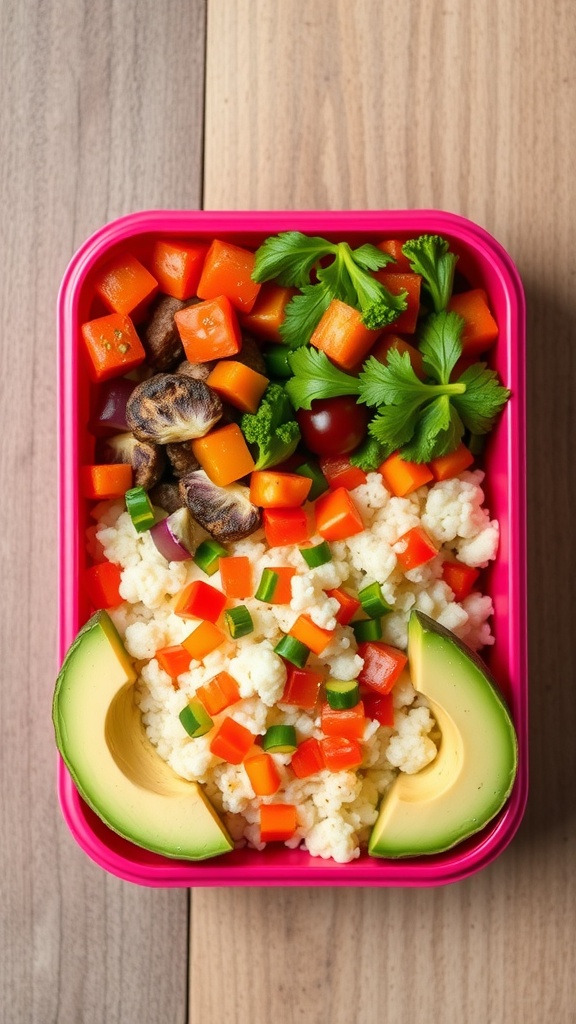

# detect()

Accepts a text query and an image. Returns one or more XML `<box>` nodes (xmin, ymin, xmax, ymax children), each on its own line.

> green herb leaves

<box><xmin>253</xmin><ymin>231</ymin><xmax>407</xmax><ymax>347</ymax></box>
<box><xmin>401</xmin><ymin>234</ymin><xmax>458</xmax><ymax>313</ymax></box>
<box><xmin>285</xmin><ymin>347</ymin><xmax>361</xmax><ymax>410</ymax></box>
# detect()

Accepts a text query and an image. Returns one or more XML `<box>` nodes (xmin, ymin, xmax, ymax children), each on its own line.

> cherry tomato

<box><xmin>296</xmin><ymin>397</ymin><xmax>369</xmax><ymax>456</ymax></box>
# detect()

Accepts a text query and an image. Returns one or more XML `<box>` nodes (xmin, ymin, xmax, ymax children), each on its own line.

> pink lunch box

<box><xmin>57</xmin><ymin>209</ymin><xmax>528</xmax><ymax>886</ymax></box>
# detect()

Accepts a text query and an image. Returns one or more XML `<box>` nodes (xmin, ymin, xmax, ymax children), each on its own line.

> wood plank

<box><xmin>0</xmin><ymin>0</ymin><xmax>206</xmax><ymax>1021</ymax></box>
<box><xmin>198</xmin><ymin>1</ymin><xmax>576</xmax><ymax>1021</ymax></box>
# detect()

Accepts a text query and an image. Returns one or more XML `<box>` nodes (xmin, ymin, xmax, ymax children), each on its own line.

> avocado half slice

<box><xmin>53</xmin><ymin>610</ymin><xmax>233</xmax><ymax>860</ymax></box>
<box><xmin>368</xmin><ymin>610</ymin><xmax>518</xmax><ymax>858</ymax></box>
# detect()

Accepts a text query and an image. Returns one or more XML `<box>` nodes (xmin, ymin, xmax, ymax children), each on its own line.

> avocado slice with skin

<box><xmin>368</xmin><ymin>610</ymin><xmax>518</xmax><ymax>858</ymax></box>
<box><xmin>53</xmin><ymin>610</ymin><xmax>233</xmax><ymax>860</ymax></box>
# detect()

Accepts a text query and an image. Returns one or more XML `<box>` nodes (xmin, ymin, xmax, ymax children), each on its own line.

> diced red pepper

<box><xmin>195</xmin><ymin>671</ymin><xmax>242</xmax><ymax>716</ymax></box>
<box><xmin>395</xmin><ymin>526</ymin><xmax>438</xmax><ymax>570</ymax></box>
<box><xmin>357</xmin><ymin>642</ymin><xmax>408</xmax><ymax>695</ymax></box>
<box><xmin>320</xmin><ymin>736</ymin><xmax>363</xmax><ymax>772</ymax></box>
<box><xmin>290</xmin><ymin>737</ymin><xmax>326</xmax><ymax>779</ymax></box>
<box><xmin>325</xmin><ymin>588</ymin><xmax>362</xmax><ymax>626</ymax></box>
<box><xmin>263</xmin><ymin>507</ymin><xmax>310</xmax><ymax>547</ymax></box>
<box><xmin>318</xmin><ymin>455</ymin><xmax>367</xmax><ymax>491</ymax></box>
<box><xmin>209</xmin><ymin>717</ymin><xmax>255</xmax><ymax>764</ymax></box>
<box><xmin>83</xmin><ymin>561</ymin><xmax>123</xmax><ymax>609</ymax></box>
<box><xmin>174</xmin><ymin>580</ymin><xmax>227</xmax><ymax>622</ymax></box>
<box><xmin>441</xmin><ymin>561</ymin><xmax>480</xmax><ymax>602</ymax></box>
<box><xmin>363</xmin><ymin>691</ymin><xmax>395</xmax><ymax>727</ymax></box>
<box><xmin>320</xmin><ymin>701</ymin><xmax>366</xmax><ymax>741</ymax></box>
<box><xmin>281</xmin><ymin>666</ymin><xmax>324</xmax><ymax>709</ymax></box>
<box><xmin>266</xmin><ymin>566</ymin><xmax>296</xmax><ymax>605</ymax></box>
<box><xmin>155</xmin><ymin>644</ymin><xmax>193</xmax><ymax>678</ymax></box>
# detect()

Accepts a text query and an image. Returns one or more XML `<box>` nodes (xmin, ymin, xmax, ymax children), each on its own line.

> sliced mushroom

<box><xmin>141</xmin><ymin>295</ymin><xmax>197</xmax><ymax>371</ymax></box>
<box><xmin>179</xmin><ymin>470</ymin><xmax>261</xmax><ymax>541</ymax></box>
<box><xmin>148</xmin><ymin>480</ymin><xmax>184</xmax><ymax>515</ymax></box>
<box><xmin>95</xmin><ymin>432</ymin><xmax>166</xmax><ymax>490</ymax></box>
<box><xmin>126</xmin><ymin>373</ymin><xmax>222</xmax><ymax>444</ymax></box>
<box><xmin>166</xmin><ymin>441</ymin><xmax>201</xmax><ymax>478</ymax></box>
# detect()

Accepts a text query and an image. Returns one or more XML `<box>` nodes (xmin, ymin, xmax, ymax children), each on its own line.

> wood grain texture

<box><xmin>0</xmin><ymin>1</ymin><xmax>206</xmax><ymax>1022</ymax></box>
<box><xmin>198</xmin><ymin>2</ymin><xmax>576</xmax><ymax>1022</ymax></box>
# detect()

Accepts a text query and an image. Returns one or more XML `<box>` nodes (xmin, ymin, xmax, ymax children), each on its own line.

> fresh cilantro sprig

<box><xmin>401</xmin><ymin>234</ymin><xmax>458</xmax><ymax>312</ymax></box>
<box><xmin>358</xmin><ymin>311</ymin><xmax>510</xmax><ymax>462</ymax></box>
<box><xmin>253</xmin><ymin>231</ymin><xmax>407</xmax><ymax>348</ymax></box>
<box><xmin>285</xmin><ymin>347</ymin><xmax>361</xmax><ymax>410</ymax></box>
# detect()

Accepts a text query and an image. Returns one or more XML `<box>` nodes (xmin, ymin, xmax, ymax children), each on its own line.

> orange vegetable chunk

<box><xmin>259</xmin><ymin>803</ymin><xmax>298</xmax><ymax>842</ymax></box>
<box><xmin>263</xmin><ymin>507</ymin><xmax>310</xmax><ymax>547</ymax></box>
<box><xmin>374</xmin><ymin>272</ymin><xmax>422</xmax><ymax>334</ymax></box>
<box><xmin>149</xmin><ymin>239</ymin><xmax>208</xmax><ymax>299</ymax></box>
<box><xmin>191</xmin><ymin>423</ymin><xmax>256</xmax><ymax>486</ymax></box>
<box><xmin>314</xmin><ymin>487</ymin><xmax>365</xmax><ymax>541</ymax></box>
<box><xmin>447</xmin><ymin>288</ymin><xmax>499</xmax><ymax>356</ymax></box>
<box><xmin>83</xmin><ymin>561</ymin><xmax>123</xmax><ymax>609</ymax></box>
<box><xmin>310</xmin><ymin>298</ymin><xmax>382</xmax><ymax>371</ymax></box>
<box><xmin>206</xmin><ymin>361</ymin><xmax>269</xmax><ymax>414</ymax></box>
<box><xmin>320</xmin><ymin>701</ymin><xmax>366</xmax><ymax>741</ymax></box>
<box><xmin>378</xmin><ymin>452</ymin><xmax>433</xmax><ymax>496</ymax></box>
<box><xmin>195</xmin><ymin>671</ymin><xmax>241</xmax><ymax>716</ymax></box>
<box><xmin>320</xmin><ymin>736</ymin><xmax>363</xmax><ymax>772</ymax></box>
<box><xmin>371</xmin><ymin>333</ymin><xmax>427</xmax><ymax>381</ymax></box>
<box><xmin>441</xmin><ymin>561</ymin><xmax>480</xmax><ymax>602</ymax></box>
<box><xmin>240</xmin><ymin>282</ymin><xmax>296</xmax><ymax>342</ymax></box>
<box><xmin>174</xmin><ymin>580</ymin><xmax>227</xmax><ymax>622</ymax></box>
<box><xmin>281</xmin><ymin>666</ymin><xmax>324</xmax><ymax>709</ymax></box>
<box><xmin>429</xmin><ymin>443</ymin><xmax>474</xmax><ymax>481</ymax></box>
<box><xmin>376</xmin><ymin>239</ymin><xmax>413</xmax><ymax>273</ymax></box>
<box><xmin>289</xmin><ymin>615</ymin><xmax>334</xmax><ymax>656</ymax></box>
<box><xmin>94</xmin><ymin>252</ymin><xmax>158</xmax><ymax>319</ymax></box>
<box><xmin>197</xmin><ymin>239</ymin><xmax>261</xmax><ymax>314</ymax></box>
<box><xmin>244</xmin><ymin>753</ymin><xmax>282</xmax><ymax>796</ymax></box>
<box><xmin>182</xmin><ymin>621</ymin><xmax>226</xmax><ymax>660</ymax></box>
<box><xmin>265</xmin><ymin>566</ymin><xmax>296</xmax><ymax>604</ymax></box>
<box><xmin>395</xmin><ymin>526</ymin><xmax>438</xmax><ymax>570</ymax></box>
<box><xmin>81</xmin><ymin>463</ymin><xmax>133</xmax><ymax>499</ymax></box>
<box><xmin>210</xmin><ymin>717</ymin><xmax>255</xmax><ymax>764</ymax></box>
<box><xmin>219</xmin><ymin>556</ymin><xmax>253</xmax><ymax>599</ymax></box>
<box><xmin>155</xmin><ymin>645</ymin><xmax>193</xmax><ymax>678</ymax></box>
<box><xmin>81</xmin><ymin>313</ymin><xmax>146</xmax><ymax>382</ymax></box>
<box><xmin>249</xmin><ymin>470</ymin><xmax>312</xmax><ymax>508</ymax></box>
<box><xmin>174</xmin><ymin>295</ymin><xmax>242</xmax><ymax>363</ymax></box>
<box><xmin>290</xmin><ymin>737</ymin><xmax>326</xmax><ymax>778</ymax></box>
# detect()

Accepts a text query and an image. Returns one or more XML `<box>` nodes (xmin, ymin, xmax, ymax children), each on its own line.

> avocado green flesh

<box><xmin>53</xmin><ymin>611</ymin><xmax>233</xmax><ymax>860</ymax></box>
<box><xmin>369</xmin><ymin>611</ymin><xmax>518</xmax><ymax>858</ymax></box>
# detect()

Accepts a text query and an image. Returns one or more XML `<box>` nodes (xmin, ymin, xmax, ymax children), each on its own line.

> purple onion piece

<box><xmin>149</xmin><ymin>507</ymin><xmax>197</xmax><ymax>562</ymax></box>
<box><xmin>88</xmin><ymin>378</ymin><xmax>137</xmax><ymax>437</ymax></box>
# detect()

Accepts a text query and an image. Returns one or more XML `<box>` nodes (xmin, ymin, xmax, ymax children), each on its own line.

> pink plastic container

<box><xmin>57</xmin><ymin>210</ymin><xmax>527</xmax><ymax>886</ymax></box>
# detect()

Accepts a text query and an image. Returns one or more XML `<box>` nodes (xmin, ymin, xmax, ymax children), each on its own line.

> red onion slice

<box><xmin>150</xmin><ymin>508</ymin><xmax>196</xmax><ymax>562</ymax></box>
<box><xmin>88</xmin><ymin>378</ymin><xmax>137</xmax><ymax>437</ymax></box>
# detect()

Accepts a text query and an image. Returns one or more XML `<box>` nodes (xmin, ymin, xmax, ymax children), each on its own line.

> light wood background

<box><xmin>1</xmin><ymin>1</ymin><xmax>575</xmax><ymax>1021</ymax></box>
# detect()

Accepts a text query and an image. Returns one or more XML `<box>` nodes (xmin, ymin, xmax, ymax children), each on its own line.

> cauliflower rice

<box><xmin>95</xmin><ymin>469</ymin><xmax>499</xmax><ymax>863</ymax></box>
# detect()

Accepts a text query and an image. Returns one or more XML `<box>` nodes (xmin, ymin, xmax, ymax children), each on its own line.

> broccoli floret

<box><xmin>240</xmin><ymin>384</ymin><xmax>301</xmax><ymax>470</ymax></box>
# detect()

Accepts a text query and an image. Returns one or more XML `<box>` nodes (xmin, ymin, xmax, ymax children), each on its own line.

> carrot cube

<box><xmin>375</xmin><ymin>273</ymin><xmax>422</xmax><ymax>334</ymax></box>
<box><xmin>378</xmin><ymin>452</ymin><xmax>433</xmax><ymax>497</ymax></box>
<box><xmin>447</xmin><ymin>288</ymin><xmax>498</xmax><ymax>357</ymax></box>
<box><xmin>290</xmin><ymin>738</ymin><xmax>326</xmax><ymax>779</ymax></box>
<box><xmin>94</xmin><ymin>252</ymin><xmax>158</xmax><ymax>319</ymax></box>
<box><xmin>206</xmin><ymin>361</ymin><xmax>269</xmax><ymax>414</ymax></box>
<box><xmin>197</xmin><ymin>240</ymin><xmax>261</xmax><ymax>314</ymax></box>
<box><xmin>289</xmin><ymin>615</ymin><xmax>334</xmax><ymax>656</ymax></box>
<box><xmin>259</xmin><ymin>803</ymin><xmax>298</xmax><ymax>841</ymax></box>
<box><xmin>395</xmin><ymin>526</ymin><xmax>438</xmax><ymax>570</ymax></box>
<box><xmin>149</xmin><ymin>239</ymin><xmax>209</xmax><ymax>299</ymax></box>
<box><xmin>429</xmin><ymin>443</ymin><xmax>475</xmax><ymax>481</ymax></box>
<box><xmin>191</xmin><ymin>423</ymin><xmax>256</xmax><ymax>486</ymax></box>
<box><xmin>155</xmin><ymin>645</ymin><xmax>193</xmax><ymax>678</ymax></box>
<box><xmin>219</xmin><ymin>556</ymin><xmax>253</xmax><ymax>599</ymax></box>
<box><xmin>175</xmin><ymin>295</ymin><xmax>242</xmax><ymax>363</ymax></box>
<box><xmin>314</xmin><ymin>487</ymin><xmax>365</xmax><ymax>541</ymax></box>
<box><xmin>81</xmin><ymin>313</ymin><xmax>146</xmax><ymax>382</ymax></box>
<box><xmin>240</xmin><ymin>282</ymin><xmax>296</xmax><ymax>342</ymax></box>
<box><xmin>210</xmin><ymin>717</ymin><xmax>255</xmax><ymax>764</ymax></box>
<box><xmin>310</xmin><ymin>298</ymin><xmax>382</xmax><ymax>371</ymax></box>
<box><xmin>81</xmin><ymin>463</ymin><xmax>133</xmax><ymax>499</ymax></box>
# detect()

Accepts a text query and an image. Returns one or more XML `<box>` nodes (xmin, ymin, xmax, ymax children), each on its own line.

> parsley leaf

<box><xmin>285</xmin><ymin>347</ymin><xmax>360</xmax><ymax>410</ymax></box>
<box><xmin>418</xmin><ymin>310</ymin><xmax>464</xmax><ymax>384</ymax></box>
<box><xmin>452</xmin><ymin>363</ymin><xmax>511</xmax><ymax>434</ymax></box>
<box><xmin>401</xmin><ymin>234</ymin><xmax>458</xmax><ymax>312</ymax></box>
<box><xmin>358</xmin><ymin>350</ymin><xmax>431</xmax><ymax>407</ymax></box>
<box><xmin>280</xmin><ymin>282</ymin><xmax>333</xmax><ymax>349</ymax></box>
<box><xmin>368</xmin><ymin>398</ymin><xmax>429</xmax><ymax>456</ymax></box>
<box><xmin>350</xmin><ymin>244</ymin><xmax>395</xmax><ymax>272</ymax></box>
<box><xmin>400</xmin><ymin>398</ymin><xmax>464</xmax><ymax>462</ymax></box>
<box><xmin>253</xmin><ymin>231</ymin><xmax>336</xmax><ymax>287</ymax></box>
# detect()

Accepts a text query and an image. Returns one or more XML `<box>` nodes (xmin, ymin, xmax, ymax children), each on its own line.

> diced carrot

<box><xmin>395</xmin><ymin>526</ymin><xmax>438</xmax><ymax>570</ymax></box>
<box><xmin>290</xmin><ymin>737</ymin><xmax>326</xmax><ymax>778</ymax></box>
<box><xmin>376</xmin><ymin>239</ymin><xmax>413</xmax><ymax>273</ymax></box>
<box><xmin>249</xmin><ymin>470</ymin><xmax>312</xmax><ymax>508</ymax></box>
<box><xmin>174</xmin><ymin>295</ymin><xmax>242</xmax><ymax>363</ymax></box>
<box><xmin>378</xmin><ymin>452</ymin><xmax>433</xmax><ymax>497</ymax></box>
<box><xmin>325</xmin><ymin>588</ymin><xmax>361</xmax><ymax>626</ymax></box>
<box><xmin>94</xmin><ymin>252</ymin><xmax>158</xmax><ymax>320</ymax></box>
<box><xmin>197</xmin><ymin>240</ymin><xmax>261</xmax><ymax>314</ymax></box>
<box><xmin>357</xmin><ymin>642</ymin><xmax>407</xmax><ymax>695</ymax></box>
<box><xmin>441</xmin><ymin>561</ymin><xmax>480</xmax><ymax>602</ymax></box>
<box><xmin>318</xmin><ymin>455</ymin><xmax>367</xmax><ymax>491</ymax></box>
<box><xmin>244</xmin><ymin>753</ymin><xmax>282</xmax><ymax>796</ymax></box>
<box><xmin>374</xmin><ymin>273</ymin><xmax>422</xmax><ymax>334</ymax></box>
<box><xmin>259</xmin><ymin>803</ymin><xmax>297</xmax><ymax>841</ymax></box>
<box><xmin>263</xmin><ymin>507</ymin><xmax>309</xmax><ymax>547</ymax></box>
<box><xmin>206</xmin><ymin>361</ymin><xmax>269</xmax><ymax>414</ymax></box>
<box><xmin>81</xmin><ymin>313</ymin><xmax>146</xmax><ymax>382</ymax></box>
<box><xmin>174</xmin><ymin>580</ymin><xmax>227</xmax><ymax>622</ymax></box>
<box><xmin>219</xmin><ymin>556</ymin><xmax>253</xmax><ymax>599</ymax></box>
<box><xmin>182</xmin><ymin>621</ymin><xmax>226</xmax><ymax>660</ymax></box>
<box><xmin>310</xmin><ymin>298</ymin><xmax>382</xmax><ymax>371</ymax></box>
<box><xmin>289</xmin><ymin>615</ymin><xmax>334</xmax><ymax>656</ymax></box>
<box><xmin>195</xmin><ymin>671</ymin><xmax>241</xmax><ymax>716</ymax></box>
<box><xmin>447</xmin><ymin>288</ymin><xmax>498</xmax><ymax>356</ymax></box>
<box><xmin>240</xmin><ymin>283</ymin><xmax>296</xmax><ymax>342</ymax></box>
<box><xmin>83</xmin><ymin>561</ymin><xmax>123</xmax><ymax>609</ymax></box>
<box><xmin>370</xmin><ymin>334</ymin><xmax>426</xmax><ymax>381</ymax></box>
<box><xmin>314</xmin><ymin>487</ymin><xmax>365</xmax><ymax>541</ymax></box>
<box><xmin>265</xmin><ymin>566</ymin><xmax>296</xmax><ymax>604</ymax></box>
<box><xmin>320</xmin><ymin>701</ymin><xmax>366</xmax><ymax>741</ymax></box>
<box><xmin>149</xmin><ymin>239</ymin><xmax>208</xmax><ymax>299</ymax></box>
<box><xmin>280</xmin><ymin>666</ymin><xmax>324</xmax><ymax>709</ymax></box>
<box><xmin>155</xmin><ymin>645</ymin><xmax>193</xmax><ymax>678</ymax></box>
<box><xmin>320</xmin><ymin>736</ymin><xmax>363</xmax><ymax>772</ymax></box>
<box><xmin>429</xmin><ymin>443</ymin><xmax>475</xmax><ymax>481</ymax></box>
<box><xmin>210</xmin><ymin>716</ymin><xmax>255</xmax><ymax>764</ymax></box>
<box><xmin>363</xmin><ymin>691</ymin><xmax>395</xmax><ymax>727</ymax></box>
<box><xmin>191</xmin><ymin>423</ymin><xmax>256</xmax><ymax>487</ymax></box>
<box><xmin>81</xmin><ymin>463</ymin><xmax>133</xmax><ymax>499</ymax></box>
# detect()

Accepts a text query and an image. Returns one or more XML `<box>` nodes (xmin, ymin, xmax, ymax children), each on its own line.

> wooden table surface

<box><xmin>2</xmin><ymin>1</ymin><xmax>575</xmax><ymax>1021</ymax></box>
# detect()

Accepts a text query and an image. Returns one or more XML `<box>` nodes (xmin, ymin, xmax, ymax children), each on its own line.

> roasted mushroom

<box><xmin>126</xmin><ymin>373</ymin><xmax>222</xmax><ymax>444</ymax></box>
<box><xmin>148</xmin><ymin>480</ymin><xmax>185</xmax><ymax>515</ymax></box>
<box><xmin>141</xmin><ymin>295</ymin><xmax>197</xmax><ymax>371</ymax></box>
<box><xmin>227</xmin><ymin>333</ymin><xmax>266</xmax><ymax>375</ymax></box>
<box><xmin>176</xmin><ymin>359</ymin><xmax>214</xmax><ymax>382</ymax></box>
<box><xmin>166</xmin><ymin>441</ymin><xmax>201</xmax><ymax>478</ymax></box>
<box><xmin>95</xmin><ymin>432</ymin><xmax>166</xmax><ymax>490</ymax></box>
<box><xmin>179</xmin><ymin>470</ymin><xmax>261</xmax><ymax>541</ymax></box>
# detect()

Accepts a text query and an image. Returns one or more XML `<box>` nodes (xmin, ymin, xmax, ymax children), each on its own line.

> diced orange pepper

<box><xmin>155</xmin><ymin>645</ymin><xmax>193</xmax><ymax>678</ymax></box>
<box><xmin>320</xmin><ymin>736</ymin><xmax>363</xmax><ymax>772</ymax></box>
<box><xmin>441</xmin><ymin>561</ymin><xmax>480</xmax><ymax>602</ymax></box>
<box><xmin>81</xmin><ymin>463</ymin><xmax>133</xmax><ymax>499</ymax></box>
<box><xmin>395</xmin><ymin>526</ymin><xmax>438</xmax><ymax>570</ymax></box>
<box><xmin>357</xmin><ymin>642</ymin><xmax>407</xmax><ymax>695</ymax></box>
<box><xmin>325</xmin><ymin>588</ymin><xmax>362</xmax><ymax>626</ymax></box>
<box><xmin>182</xmin><ymin>621</ymin><xmax>226</xmax><ymax>660</ymax></box>
<box><xmin>206</xmin><ymin>361</ymin><xmax>269</xmax><ymax>414</ymax></box>
<box><xmin>175</xmin><ymin>295</ymin><xmax>242</xmax><ymax>363</ymax></box>
<box><xmin>244</xmin><ymin>752</ymin><xmax>282</xmax><ymax>796</ymax></box>
<box><xmin>174</xmin><ymin>580</ymin><xmax>227</xmax><ymax>622</ymax></box>
<box><xmin>447</xmin><ymin>288</ymin><xmax>498</xmax><ymax>357</ymax></box>
<box><xmin>249</xmin><ymin>470</ymin><xmax>312</xmax><ymax>508</ymax></box>
<box><xmin>378</xmin><ymin>452</ymin><xmax>433</xmax><ymax>497</ymax></box>
<box><xmin>263</xmin><ymin>507</ymin><xmax>310</xmax><ymax>547</ymax></box>
<box><xmin>94</xmin><ymin>252</ymin><xmax>158</xmax><ymax>319</ymax></box>
<box><xmin>289</xmin><ymin>614</ymin><xmax>334</xmax><ymax>656</ymax></box>
<box><xmin>240</xmin><ymin>282</ymin><xmax>296</xmax><ymax>342</ymax></box>
<box><xmin>290</xmin><ymin>737</ymin><xmax>326</xmax><ymax>778</ymax></box>
<box><xmin>209</xmin><ymin>716</ymin><xmax>255</xmax><ymax>764</ymax></box>
<box><xmin>374</xmin><ymin>272</ymin><xmax>422</xmax><ymax>334</ymax></box>
<box><xmin>371</xmin><ymin>334</ymin><xmax>426</xmax><ymax>381</ymax></box>
<box><xmin>259</xmin><ymin>803</ymin><xmax>297</xmax><ymax>841</ymax></box>
<box><xmin>280</xmin><ymin>666</ymin><xmax>324</xmax><ymax>709</ymax></box>
<box><xmin>195</xmin><ymin>671</ymin><xmax>241</xmax><ymax>716</ymax></box>
<box><xmin>219</xmin><ymin>556</ymin><xmax>253</xmax><ymax>599</ymax></box>
<box><xmin>265</xmin><ymin>566</ymin><xmax>296</xmax><ymax>605</ymax></box>
<box><xmin>149</xmin><ymin>239</ymin><xmax>208</xmax><ymax>299</ymax></box>
<box><xmin>429</xmin><ymin>442</ymin><xmax>475</xmax><ymax>481</ymax></box>
<box><xmin>314</xmin><ymin>487</ymin><xmax>365</xmax><ymax>541</ymax></box>
<box><xmin>191</xmin><ymin>423</ymin><xmax>256</xmax><ymax>487</ymax></box>
<box><xmin>83</xmin><ymin>561</ymin><xmax>123</xmax><ymax>609</ymax></box>
<box><xmin>81</xmin><ymin>313</ymin><xmax>146</xmax><ymax>382</ymax></box>
<box><xmin>310</xmin><ymin>298</ymin><xmax>382</xmax><ymax>371</ymax></box>
<box><xmin>197</xmin><ymin>240</ymin><xmax>261</xmax><ymax>314</ymax></box>
<box><xmin>320</xmin><ymin>701</ymin><xmax>366</xmax><ymax>741</ymax></box>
